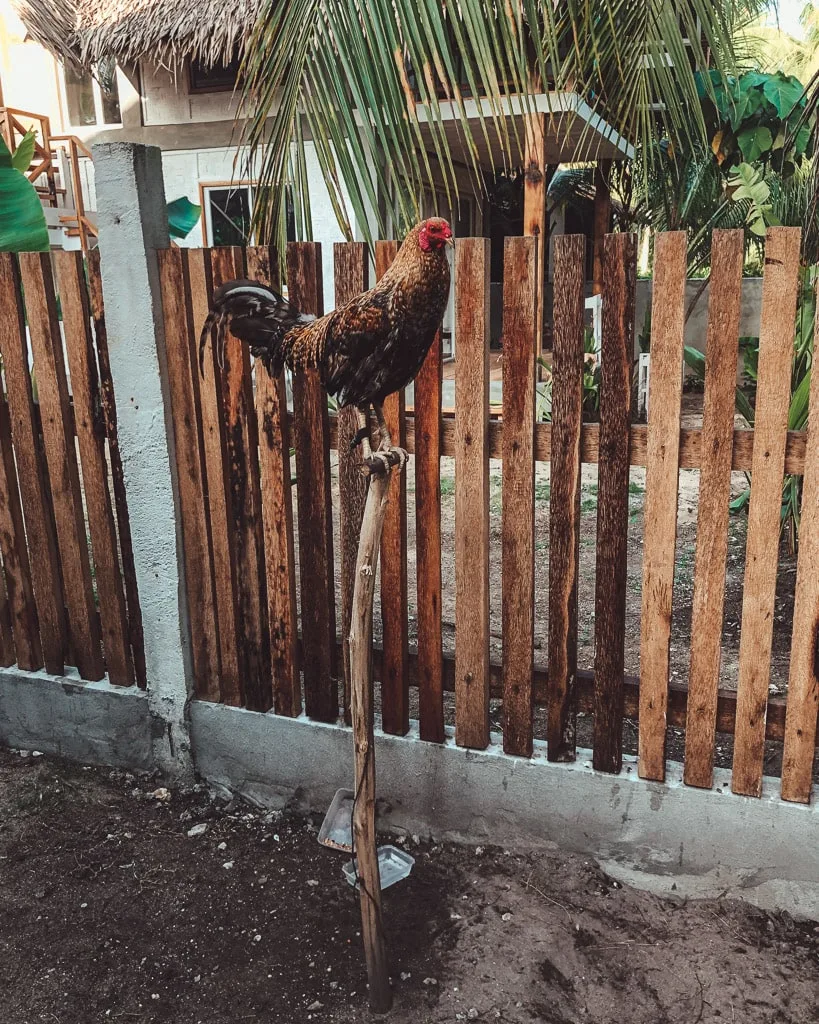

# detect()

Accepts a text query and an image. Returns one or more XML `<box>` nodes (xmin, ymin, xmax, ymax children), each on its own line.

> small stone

<box><xmin>217</xmin><ymin>842</ymin><xmax>227</xmax><ymax>851</ymax></box>
<box><xmin>80</xmin><ymin>903</ymin><xmax>88</xmax><ymax>909</ymax></box>
<box><xmin>32</xmin><ymin>751</ymin><xmax>44</xmax><ymax>758</ymax></box>
<box><xmin>423</xmin><ymin>977</ymin><xmax>438</xmax><ymax>986</ymax></box>
<box><xmin>194</xmin><ymin>976</ymin><xmax>201</xmax><ymax>983</ymax></box>
<box><xmin>475</xmin><ymin>846</ymin><xmax>484</xmax><ymax>856</ymax></box>
<box><xmin>501</xmin><ymin>913</ymin><xmax>512</xmax><ymax>922</ymax></box>
<box><xmin>468</xmin><ymin>1010</ymin><xmax>479</xmax><ymax>1020</ymax></box>
<box><xmin>222</xmin><ymin>861</ymin><xmax>234</xmax><ymax>869</ymax></box>
<box><xmin>307</xmin><ymin>879</ymin><xmax>319</xmax><ymax>887</ymax></box>
<box><xmin>254</xmin><ymin>934</ymin><xmax>262</xmax><ymax>943</ymax></box>
<box><xmin>147</xmin><ymin>787</ymin><xmax>171</xmax><ymax>802</ymax></box>
<box><xmin>151</xmin><ymin>994</ymin><xmax>159</xmax><ymax>1001</ymax></box>
<box><xmin>400</xmin><ymin>971</ymin><xmax>411</xmax><ymax>981</ymax></box>
<box><xmin>187</xmin><ymin>823</ymin><xmax>208</xmax><ymax>838</ymax></box>
<box><xmin>450</xmin><ymin>912</ymin><xmax>462</xmax><ymax>920</ymax></box>
<box><xmin>307</xmin><ymin>1001</ymin><xmax>324</xmax><ymax>1011</ymax></box>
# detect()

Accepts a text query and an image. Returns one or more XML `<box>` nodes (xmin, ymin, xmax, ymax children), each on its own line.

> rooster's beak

<box><xmin>446</xmin><ymin>236</ymin><xmax>454</xmax><ymax>248</ymax></box>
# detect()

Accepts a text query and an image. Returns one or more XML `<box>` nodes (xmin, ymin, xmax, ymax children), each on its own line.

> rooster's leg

<box><xmin>372</xmin><ymin>401</ymin><xmax>407</xmax><ymax>473</ymax></box>
<box><xmin>352</xmin><ymin>405</ymin><xmax>374</xmax><ymax>462</ymax></box>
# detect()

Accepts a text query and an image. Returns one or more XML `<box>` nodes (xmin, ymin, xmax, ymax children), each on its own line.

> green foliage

<box><xmin>536</xmin><ymin>329</ymin><xmax>601</xmax><ymax>424</ymax></box>
<box><xmin>239</xmin><ymin>0</ymin><xmax>751</xmax><ymax>249</ymax></box>
<box><xmin>0</xmin><ymin>135</ymin><xmax>49</xmax><ymax>253</ymax></box>
<box><xmin>11</xmin><ymin>131</ymin><xmax>37</xmax><ymax>174</ymax></box>
<box><xmin>166</xmin><ymin>196</ymin><xmax>202</xmax><ymax>240</ymax></box>
<box><xmin>697</xmin><ymin>69</ymin><xmax>811</xmax><ymax>172</ymax></box>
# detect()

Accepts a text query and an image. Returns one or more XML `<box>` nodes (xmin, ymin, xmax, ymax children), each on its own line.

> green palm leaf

<box><xmin>238</xmin><ymin>0</ymin><xmax>751</xmax><ymax>249</ymax></box>
<box><xmin>0</xmin><ymin>137</ymin><xmax>49</xmax><ymax>253</ymax></box>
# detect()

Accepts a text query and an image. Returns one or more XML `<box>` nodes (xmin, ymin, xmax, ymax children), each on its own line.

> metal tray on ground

<box><xmin>341</xmin><ymin>845</ymin><xmax>415</xmax><ymax>891</ymax></box>
<box><xmin>317</xmin><ymin>788</ymin><xmax>354</xmax><ymax>852</ymax></box>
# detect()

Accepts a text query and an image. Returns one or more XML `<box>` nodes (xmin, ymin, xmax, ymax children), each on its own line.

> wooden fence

<box><xmin>0</xmin><ymin>251</ymin><xmax>145</xmax><ymax>687</ymax></box>
<box><xmin>78</xmin><ymin>228</ymin><xmax>819</xmax><ymax>805</ymax></box>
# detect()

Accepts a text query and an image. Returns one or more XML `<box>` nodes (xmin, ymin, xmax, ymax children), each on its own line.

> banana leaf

<box><xmin>11</xmin><ymin>130</ymin><xmax>37</xmax><ymax>174</ymax></box>
<box><xmin>0</xmin><ymin>136</ymin><xmax>49</xmax><ymax>253</ymax></box>
<box><xmin>166</xmin><ymin>196</ymin><xmax>202</xmax><ymax>240</ymax></box>
<box><xmin>683</xmin><ymin>344</ymin><xmax>755</xmax><ymax>424</ymax></box>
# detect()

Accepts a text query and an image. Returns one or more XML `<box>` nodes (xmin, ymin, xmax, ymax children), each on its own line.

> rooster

<box><xmin>199</xmin><ymin>217</ymin><xmax>453</xmax><ymax>471</ymax></box>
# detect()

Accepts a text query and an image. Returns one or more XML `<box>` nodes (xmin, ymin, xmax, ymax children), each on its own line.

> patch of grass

<box><xmin>580</xmin><ymin>497</ymin><xmax>598</xmax><ymax>513</ymax></box>
<box><xmin>440</xmin><ymin>477</ymin><xmax>455</xmax><ymax>497</ymax></box>
<box><xmin>534</xmin><ymin>482</ymin><xmax>551</xmax><ymax>502</ymax></box>
<box><xmin>628</xmin><ymin>481</ymin><xmax>644</xmax><ymax>495</ymax></box>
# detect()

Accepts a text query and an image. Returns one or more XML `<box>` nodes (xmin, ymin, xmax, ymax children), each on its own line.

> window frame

<box><xmin>199</xmin><ymin>181</ymin><xmax>258</xmax><ymax>247</ymax></box>
<box><xmin>187</xmin><ymin>57</ymin><xmax>242</xmax><ymax>95</ymax></box>
<box><xmin>62</xmin><ymin>62</ymin><xmax>122</xmax><ymax>129</ymax></box>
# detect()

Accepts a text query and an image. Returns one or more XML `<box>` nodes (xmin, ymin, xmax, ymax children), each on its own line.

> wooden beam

<box><xmin>592</xmin><ymin>161</ymin><xmax>613</xmax><ymax>295</ymax></box>
<box><xmin>524</xmin><ymin>113</ymin><xmax>547</xmax><ymax>354</ymax></box>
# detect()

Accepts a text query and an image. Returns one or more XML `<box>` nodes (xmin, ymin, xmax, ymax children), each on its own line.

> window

<box><xmin>189</xmin><ymin>56</ymin><xmax>242</xmax><ymax>94</ymax></box>
<box><xmin>64</xmin><ymin>57</ymin><xmax>121</xmax><ymax>127</ymax></box>
<box><xmin>201</xmin><ymin>183</ymin><xmax>297</xmax><ymax>247</ymax></box>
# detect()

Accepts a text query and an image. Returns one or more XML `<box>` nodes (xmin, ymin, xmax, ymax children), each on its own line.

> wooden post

<box><xmin>592</xmin><ymin>161</ymin><xmax>612</xmax><ymax>295</ymax></box>
<box><xmin>524</xmin><ymin>113</ymin><xmax>547</xmax><ymax>356</ymax></box>
<box><xmin>350</xmin><ymin>454</ymin><xmax>404</xmax><ymax>1015</ymax></box>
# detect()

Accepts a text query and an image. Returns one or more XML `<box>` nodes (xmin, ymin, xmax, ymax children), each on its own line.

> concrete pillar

<box><xmin>92</xmin><ymin>142</ymin><xmax>193</xmax><ymax>781</ymax></box>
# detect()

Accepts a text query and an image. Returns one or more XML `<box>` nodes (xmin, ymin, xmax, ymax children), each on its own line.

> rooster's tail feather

<box><xmin>198</xmin><ymin>279</ymin><xmax>315</xmax><ymax>377</ymax></box>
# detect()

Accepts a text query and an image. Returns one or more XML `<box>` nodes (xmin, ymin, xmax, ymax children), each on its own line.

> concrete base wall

<box><xmin>190</xmin><ymin>702</ymin><xmax>819</xmax><ymax>922</ymax></box>
<box><xmin>2</xmin><ymin>672</ymin><xmax>817</xmax><ymax>921</ymax></box>
<box><xmin>0</xmin><ymin>669</ymin><xmax>153</xmax><ymax>771</ymax></box>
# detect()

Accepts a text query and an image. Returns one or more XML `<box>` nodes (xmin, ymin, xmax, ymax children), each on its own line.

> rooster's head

<box><xmin>417</xmin><ymin>218</ymin><xmax>454</xmax><ymax>252</ymax></box>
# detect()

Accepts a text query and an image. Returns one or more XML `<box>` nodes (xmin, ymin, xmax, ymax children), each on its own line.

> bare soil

<box><xmin>1</xmin><ymin>750</ymin><xmax>817</xmax><ymax>1024</ymax></box>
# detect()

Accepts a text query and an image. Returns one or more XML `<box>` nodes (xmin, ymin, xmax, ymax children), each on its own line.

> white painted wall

<box><xmin>161</xmin><ymin>143</ymin><xmax>355</xmax><ymax>310</ymax></box>
<box><xmin>139</xmin><ymin>62</ymin><xmax>242</xmax><ymax>125</ymax></box>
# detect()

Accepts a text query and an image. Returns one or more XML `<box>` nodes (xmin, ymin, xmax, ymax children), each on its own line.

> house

<box><xmin>2</xmin><ymin>0</ymin><xmax>632</xmax><ymax>348</ymax></box>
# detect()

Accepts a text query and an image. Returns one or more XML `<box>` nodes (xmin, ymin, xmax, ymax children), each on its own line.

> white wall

<box><xmin>139</xmin><ymin>62</ymin><xmax>242</xmax><ymax>125</ymax></box>
<box><xmin>161</xmin><ymin>143</ymin><xmax>354</xmax><ymax>310</ymax></box>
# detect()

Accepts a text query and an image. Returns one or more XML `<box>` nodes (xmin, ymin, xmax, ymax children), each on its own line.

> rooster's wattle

<box><xmin>199</xmin><ymin>218</ymin><xmax>453</xmax><ymax>466</ymax></box>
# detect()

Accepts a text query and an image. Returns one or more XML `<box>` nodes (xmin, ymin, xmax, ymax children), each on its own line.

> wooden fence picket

<box><xmin>87</xmin><ymin>250</ymin><xmax>147</xmax><ymax>687</ymax></box>
<box><xmin>0</xmin><ymin>390</ymin><xmax>40</xmax><ymax>670</ymax></box>
<box><xmin>211</xmin><ymin>246</ymin><xmax>272</xmax><ymax>712</ymax></box>
<box><xmin>0</xmin><ymin>254</ymin><xmax>65</xmax><ymax>674</ymax></box>
<box><xmin>334</xmin><ymin>243</ymin><xmax>370</xmax><ymax>724</ymax></box>
<box><xmin>20</xmin><ymin>252</ymin><xmax>103</xmax><ymax>681</ymax></box>
<box><xmin>732</xmin><ymin>228</ymin><xmax>802</xmax><ymax>797</ymax></box>
<box><xmin>247</xmin><ymin>245</ymin><xmax>301</xmax><ymax>718</ymax></box>
<box><xmin>188</xmin><ymin>247</ymin><xmax>242</xmax><ymax>705</ymax></box>
<box><xmin>56</xmin><ymin>250</ymin><xmax>134</xmax><ymax>686</ymax></box>
<box><xmin>548</xmin><ymin>234</ymin><xmax>585</xmax><ymax>761</ymax></box>
<box><xmin>454</xmin><ymin>238</ymin><xmax>491</xmax><ymax>750</ymax></box>
<box><xmin>638</xmin><ymin>231</ymin><xmax>687</xmax><ymax>782</ymax></box>
<box><xmin>683</xmin><ymin>229</ymin><xmax>744</xmax><ymax>788</ymax></box>
<box><xmin>157</xmin><ymin>247</ymin><xmax>221</xmax><ymax>701</ymax></box>
<box><xmin>593</xmin><ymin>232</ymin><xmax>637</xmax><ymax>773</ymax></box>
<box><xmin>414</xmin><ymin>331</ymin><xmax>444</xmax><ymax>744</ymax></box>
<box><xmin>287</xmin><ymin>242</ymin><xmax>338</xmax><ymax>722</ymax></box>
<box><xmin>501</xmin><ymin>236</ymin><xmax>537</xmax><ymax>757</ymax></box>
<box><xmin>781</xmin><ymin>283</ymin><xmax>819</xmax><ymax>803</ymax></box>
<box><xmin>376</xmin><ymin>240</ymin><xmax>410</xmax><ymax>736</ymax></box>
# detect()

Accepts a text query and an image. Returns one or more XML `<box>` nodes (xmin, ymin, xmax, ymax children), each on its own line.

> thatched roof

<box><xmin>12</xmin><ymin>0</ymin><xmax>265</xmax><ymax>68</ymax></box>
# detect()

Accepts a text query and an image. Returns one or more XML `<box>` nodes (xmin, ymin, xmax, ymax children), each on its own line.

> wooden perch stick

<box><xmin>350</xmin><ymin>449</ymin><xmax>404</xmax><ymax>1013</ymax></box>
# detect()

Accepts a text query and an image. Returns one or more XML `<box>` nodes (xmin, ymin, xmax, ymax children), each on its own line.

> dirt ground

<box><xmin>1</xmin><ymin>749</ymin><xmax>817</xmax><ymax>1024</ymax></box>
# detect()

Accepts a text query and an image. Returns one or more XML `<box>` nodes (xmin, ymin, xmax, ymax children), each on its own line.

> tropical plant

<box><xmin>0</xmin><ymin>130</ymin><xmax>49</xmax><ymax>253</ymax></box>
<box><xmin>238</xmin><ymin>0</ymin><xmax>762</xmax><ymax>249</ymax></box>
<box><xmin>535</xmin><ymin>328</ymin><xmax>601</xmax><ymax>423</ymax></box>
<box><xmin>683</xmin><ymin>270</ymin><xmax>816</xmax><ymax>551</ymax></box>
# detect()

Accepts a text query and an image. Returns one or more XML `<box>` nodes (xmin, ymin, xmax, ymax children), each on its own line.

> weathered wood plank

<box><xmin>86</xmin><ymin>250</ymin><xmax>147</xmax><ymax>687</ymax></box>
<box><xmin>593</xmin><ymin>232</ymin><xmax>637</xmax><ymax>773</ymax></box>
<box><xmin>548</xmin><ymin>234</ymin><xmax>585</xmax><ymax>761</ymax></box>
<box><xmin>334</xmin><ymin>242</ymin><xmax>370</xmax><ymax>724</ymax></box>
<box><xmin>247</xmin><ymin>245</ymin><xmax>301</xmax><ymax>718</ymax></box>
<box><xmin>454</xmin><ymin>238</ymin><xmax>491</xmax><ymax>750</ymax></box>
<box><xmin>414</xmin><ymin>327</ymin><xmax>444</xmax><ymax>743</ymax></box>
<box><xmin>524</xmin><ymin>112</ymin><xmax>547</xmax><ymax>354</ymax></box>
<box><xmin>781</xmin><ymin>286</ymin><xmax>819</xmax><ymax>802</ymax></box>
<box><xmin>683</xmin><ymin>230</ymin><xmax>744</xmax><ymax>788</ymax></box>
<box><xmin>501</xmin><ymin>237</ymin><xmax>536</xmax><ymax>757</ymax></box>
<box><xmin>157</xmin><ymin>247</ymin><xmax>221</xmax><ymax>701</ymax></box>
<box><xmin>288</xmin><ymin>242</ymin><xmax>338</xmax><ymax>722</ymax></box>
<box><xmin>330</xmin><ymin>638</ymin><xmax>800</xmax><ymax>743</ymax></box>
<box><xmin>375</xmin><ymin>240</ymin><xmax>410</xmax><ymax>736</ymax></box>
<box><xmin>732</xmin><ymin>228</ymin><xmax>802</xmax><ymax>797</ymax></box>
<box><xmin>329</xmin><ymin>417</ymin><xmax>808</xmax><ymax>475</ymax></box>
<box><xmin>0</xmin><ymin>390</ymin><xmax>40</xmax><ymax>669</ymax></box>
<box><xmin>211</xmin><ymin>246</ymin><xmax>272</xmax><ymax>711</ymax></box>
<box><xmin>188</xmin><ymin>247</ymin><xmax>242</xmax><ymax>705</ymax></box>
<box><xmin>0</xmin><ymin>559</ymin><xmax>14</xmax><ymax>666</ymax></box>
<box><xmin>637</xmin><ymin>231</ymin><xmax>687</xmax><ymax>782</ymax></box>
<box><xmin>20</xmin><ymin>252</ymin><xmax>103</xmax><ymax>680</ymax></box>
<box><xmin>56</xmin><ymin>251</ymin><xmax>134</xmax><ymax>686</ymax></box>
<box><xmin>0</xmin><ymin>254</ymin><xmax>64</xmax><ymax>673</ymax></box>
